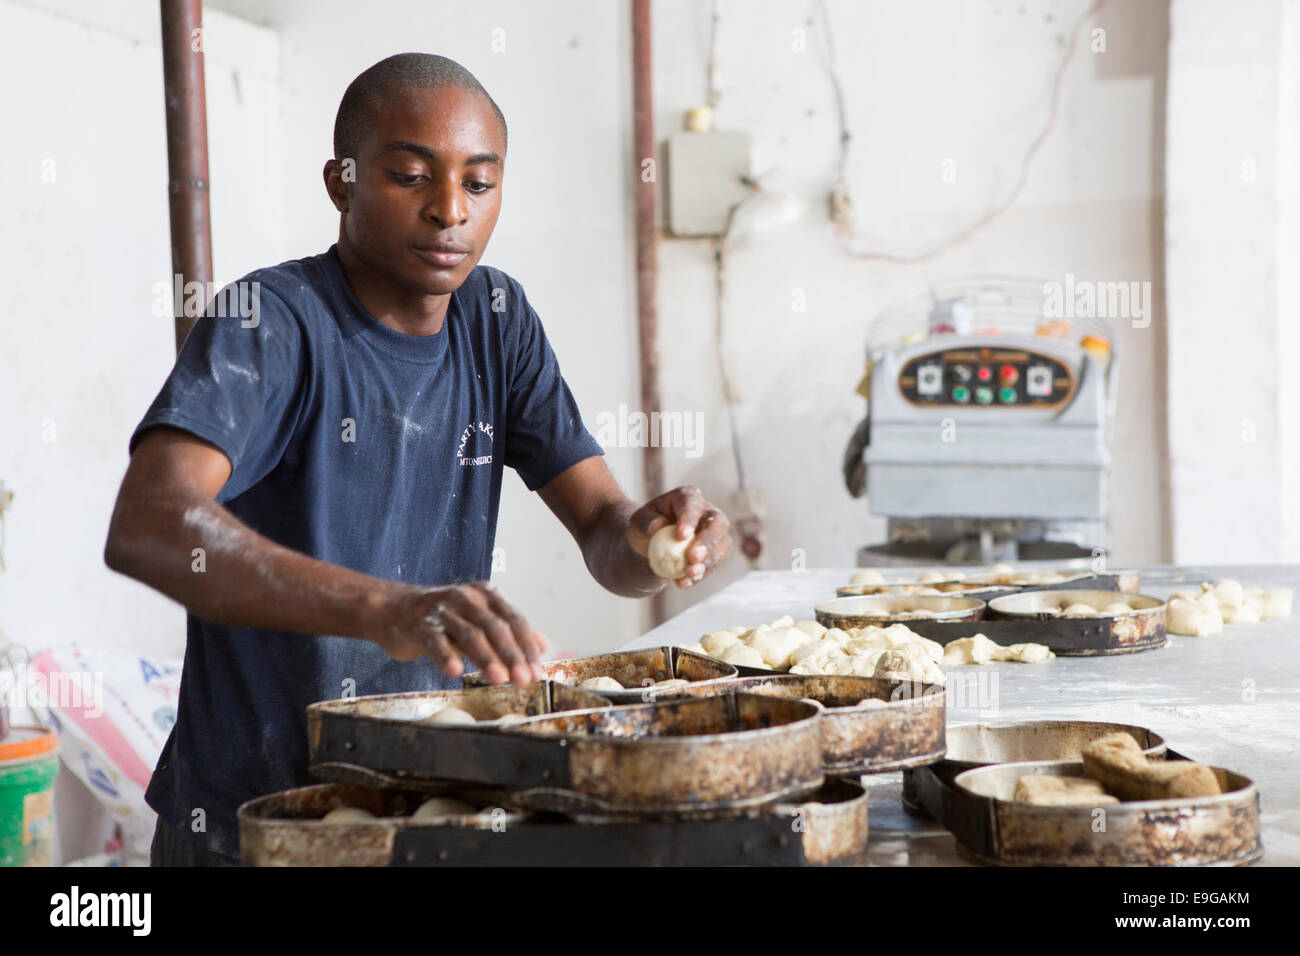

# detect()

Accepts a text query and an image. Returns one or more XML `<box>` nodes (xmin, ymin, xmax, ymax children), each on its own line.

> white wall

<box><xmin>0</xmin><ymin>0</ymin><xmax>281</xmax><ymax>658</ymax></box>
<box><xmin>11</xmin><ymin>0</ymin><xmax>1293</xmax><ymax>666</ymax></box>
<box><xmin>1165</xmin><ymin>0</ymin><xmax>1300</xmax><ymax>563</ymax></box>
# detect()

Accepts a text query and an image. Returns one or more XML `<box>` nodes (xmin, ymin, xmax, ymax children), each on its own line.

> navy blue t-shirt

<box><xmin>130</xmin><ymin>245</ymin><xmax>603</xmax><ymax>856</ymax></box>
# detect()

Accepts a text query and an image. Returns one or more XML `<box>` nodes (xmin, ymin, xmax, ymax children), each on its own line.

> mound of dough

<box><xmin>941</xmin><ymin>634</ymin><xmax>1000</xmax><ymax>666</ymax></box>
<box><xmin>746</xmin><ymin>626</ymin><xmax>811</xmax><ymax>669</ymax></box>
<box><xmin>579</xmin><ymin>676</ymin><xmax>625</xmax><ymax>691</ymax></box>
<box><xmin>653</xmin><ymin>678</ymin><xmax>690</xmax><ymax>688</ymax></box>
<box><xmin>1013</xmin><ymin>775</ymin><xmax>1118</xmax><ymax>806</ymax></box>
<box><xmin>1166</xmin><ymin>597</ymin><xmax>1223</xmax><ymax>636</ymax></box>
<box><xmin>412</xmin><ymin>797</ymin><xmax>478</xmax><ymax>821</ymax></box>
<box><xmin>1062</xmin><ymin>603</ymin><xmax>1099</xmax><ymax>617</ymax></box>
<box><xmin>428</xmin><ymin>705</ymin><xmax>477</xmax><ymax>725</ymax></box>
<box><xmin>648</xmin><ymin>525</ymin><xmax>695</xmax><ymax>579</ymax></box>
<box><xmin>849</xmin><ymin>569</ymin><xmax>886</xmax><ymax>586</ymax></box>
<box><xmin>792</xmin><ymin>619</ymin><xmax>827</xmax><ymax>639</ymax></box>
<box><xmin>718</xmin><ymin>642</ymin><xmax>767</xmax><ymax>669</ymax></box>
<box><xmin>993</xmin><ymin>642</ymin><xmax>1055</xmax><ymax>663</ymax></box>
<box><xmin>1102</xmin><ymin>602</ymin><xmax>1133</xmax><ymax>614</ymax></box>
<box><xmin>322</xmin><ymin>807</ymin><xmax>375</xmax><ymax>823</ymax></box>
<box><xmin>1262</xmin><ymin>588</ymin><xmax>1294</xmax><ymax>619</ymax></box>
<box><xmin>700</xmin><ymin>630</ymin><xmax>741</xmax><ymax>656</ymax></box>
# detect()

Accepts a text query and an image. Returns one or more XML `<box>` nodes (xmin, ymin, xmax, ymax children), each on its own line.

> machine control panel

<box><xmin>899</xmin><ymin>347</ymin><xmax>1074</xmax><ymax>408</ymax></box>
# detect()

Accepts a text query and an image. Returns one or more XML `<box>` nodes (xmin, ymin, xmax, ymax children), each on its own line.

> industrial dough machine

<box><xmin>843</xmin><ymin>276</ymin><xmax>1117</xmax><ymax>567</ymax></box>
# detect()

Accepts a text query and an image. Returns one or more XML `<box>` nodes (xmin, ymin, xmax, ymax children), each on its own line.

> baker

<box><xmin>104</xmin><ymin>52</ymin><xmax>733</xmax><ymax>866</ymax></box>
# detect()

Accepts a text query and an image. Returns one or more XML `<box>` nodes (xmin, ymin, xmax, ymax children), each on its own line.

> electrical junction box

<box><xmin>666</xmin><ymin>130</ymin><xmax>752</xmax><ymax>237</ymax></box>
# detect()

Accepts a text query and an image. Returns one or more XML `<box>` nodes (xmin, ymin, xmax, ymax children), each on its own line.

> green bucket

<box><xmin>0</xmin><ymin>726</ymin><xmax>59</xmax><ymax>866</ymax></box>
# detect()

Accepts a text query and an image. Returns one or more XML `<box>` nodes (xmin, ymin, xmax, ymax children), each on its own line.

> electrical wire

<box><xmin>818</xmin><ymin>0</ymin><xmax>1106</xmax><ymax>264</ymax></box>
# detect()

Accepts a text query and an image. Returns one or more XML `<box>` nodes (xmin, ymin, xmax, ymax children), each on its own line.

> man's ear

<box><xmin>323</xmin><ymin>158</ymin><xmax>352</xmax><ymax>213</ymax></box>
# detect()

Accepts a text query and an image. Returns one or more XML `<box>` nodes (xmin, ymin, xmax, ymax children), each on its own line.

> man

<box><xmin>105</xmin><ymin>53</ymin><xmax>732</xmax><ymax>866</ymax></box>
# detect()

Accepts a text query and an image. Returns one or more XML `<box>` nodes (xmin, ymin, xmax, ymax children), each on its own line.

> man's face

<box><xmin>328</xmin><ymin>85</ymin><xmax>505</xmax><ymax>296</ymax></box>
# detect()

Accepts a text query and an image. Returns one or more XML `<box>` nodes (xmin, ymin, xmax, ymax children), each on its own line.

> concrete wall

<box><xmin>1165</xmin><ymin>0</ymin><xmax>1300</xmax><ymax>563</ymax></box>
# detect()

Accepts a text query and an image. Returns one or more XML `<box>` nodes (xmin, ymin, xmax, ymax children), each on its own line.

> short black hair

<box><xmin>332</xmin><ymin>52</ymin><xmax>507</xmax><ymax>160</ymax></box>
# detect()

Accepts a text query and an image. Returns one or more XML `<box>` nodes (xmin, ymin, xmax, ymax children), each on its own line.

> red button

<box><xmin>1000</xmin><ymin>364</ymin><xmax>1019</xmax><ymax>384</ymax></box>
<box><xmin>977</xmin><ymin>366</ymin><xmax>992</xmax><ymax>382</ymax></box>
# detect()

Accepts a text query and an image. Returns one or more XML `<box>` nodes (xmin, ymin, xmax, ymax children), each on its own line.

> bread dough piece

<box><xmin>745</xmin><ymin>626</ymin><xmax>809</xmax><ymax>669</ymax></box>
<box><xmin>1081</xmin><ymin>733</ymin><xmax>1221</xmax><ymax>801</ymax></box>
<box><xmin>993</xmin><ymin>642</ymin><xmax>1055</xmax><ymax>663</ymax></box>
<box><xmin>412</xmin><ymin>797</ymin><xmax>478</xmax><ymax>821</ymax></box>
<box><xmin>495</xmin><ymin>712</ymin><xmax>528</xmax><ymax>724</ymax></box>
<box><xmin>872</xmin><ymin>649</ymin><xmax>925</xmax><ymax>681</ymax></box>
<box><xmin>768</xmin><ymin>615</ymin><xmax>795</xmax><ymax>628</ymax></box>
<box><xmin>849</xmin><ymin>569</ymin><xmax>886</xmax><ymax>585</ymax></box>
<box><xmin>1062</xmin><ymin>603</ymin><xmax>1099</xmax><ymax>617</ymax></box>
<box><xmin>1166</xmin><ymin>597</ymin><xmax>1223</xmax><ymax>636</ymax></box>
<box><xmin>1262</xmin><ymin>588</ymin><xmax>1294</xmax><ymax>620</ymax></box>
<box><xmin>579</xmin><ymin>676</ymin><xmax>625</xmax><ymax>691</ymax></box>
<box><xmin>941</xmin><ymin>634</ymin><xmax>1000</xmax><ymax>666</ymax></box>
<box><xmin>718</xmin><ymin>643</ymin><xmax>767</xmax><ymax>669</ymax></box>
<box><xmin>647</xmin><ymin>525</ymin><xmax>695</xmax><ymax>579</ymax></box>
<box><xmin>1210</xmin><ymin>578</ymin><xmax>1245</xmax><ymax>609</ymax></box>
<box><xmin>1013</xmin><ymin>775</ymin><xmax>1118</xmax><ymax>806</ymax></box>
<box><xmin>1225</xmin><ymin>603</ymin><xmax>1261</xmax><ymax>625</ymax></box>
<box><xmin>700</xmin><ymin>631</ymin><xmax>741</xmax><ymax>656</ymax></box>
<box><xmin>1103</xmin><ymin>602</ymin><xmax>1133</xmax><ymax>615</ymax></box>
<box><xmin>428</xmin><ymin>705</ymin><xmax>476</xmax><ymax>725</ymax></box>
<box><xmin>322</xmin><ymin>807</ymin><xmax>375</xmax><ymax>823</ymax></box>
<box><xmin>916</xmin><ymin>570</ymin><xmax>950</xmax><ymax>584</ymax></box>
<box><xmin>653</xmin><ymin>678</ymin><xmax>690</xmax><ymax>688</ymax></box>
<box><xmin>792</xmin><ymin>620</ymin><xmax>827</xmax><ymax>639</ymax></box>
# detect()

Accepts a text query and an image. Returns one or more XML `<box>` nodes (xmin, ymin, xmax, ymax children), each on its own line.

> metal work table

<box><xmin>621</xmin><ymin>565</ymin><xmax>1300</xmax><ymax>866</ymax></box>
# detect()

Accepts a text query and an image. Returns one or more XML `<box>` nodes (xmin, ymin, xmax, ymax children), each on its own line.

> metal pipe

<box><xmin>631</xmin><ymin>0</ymin><xmax>666</xmax><ymax>626</ymax></box>
<box><xmin>160</xmin><ymin>0</ymin><xmax>214</xmax><ymax>353</ymax></box>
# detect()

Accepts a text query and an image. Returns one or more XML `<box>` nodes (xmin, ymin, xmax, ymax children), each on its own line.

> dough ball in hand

<box><xmin>648</xmin><ymin>525</ymin><xmax>696</xmax><ymax>580</ymax></box>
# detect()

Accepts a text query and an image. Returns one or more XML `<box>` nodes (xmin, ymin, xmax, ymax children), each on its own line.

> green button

<box><xmin>999</xmin><ymin>387</ymin><xmax>1017</xmax><ymax>403</ymax></box>
<box><xmin>975</xmin><ymin>386</ymin><xmax>993</xmax><ymax>405</ymax></box>
<box><xmin>951</xmin><ymin>385</ymin><xmax>970</xmax><ymax>403</ymax></box>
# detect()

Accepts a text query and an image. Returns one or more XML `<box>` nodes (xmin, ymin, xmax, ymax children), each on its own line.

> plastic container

<box><xmin>0</xmin><ymin>725</ymin><xmax>59</xmax><ymax>866</ymax></box>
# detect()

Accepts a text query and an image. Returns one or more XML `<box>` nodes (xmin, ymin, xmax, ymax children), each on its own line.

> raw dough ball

<box><xmin>792</xmin><ymin>620</ymin><xmax>827</xmax><ymax>639</ymax></box>
<box><xmin>495</xmin><ymin>712</ymin><xmax>528</xmax><ymax>724</ymax></box>
<box><xmin>1013</xmin><ymin>775</ymin><xmax>1117</xmax><ymax>806</ymax></box>
<box><xmin>1166</xmin><ymin>597</ymin><xmax>1223</xmax><ymax>636</ymax></box>
<box><xmin>700</xmin><ymin>631</ymin><xmax>741</xmax><ymax>657</ymax></box>
<box><xmin>1062</xmin><ymin>603</ymin><xmax>1099</xmax><ymax>617</ymax></box>
<box><xmin>654</xmin><ymin>678</ymin><xmax>690</xmax><ymax>688</ymax></box>
<box><xmin>322</xmin><ymin>807</ymin><xmax>375</xmax><ymax>823</ymax></box>
<box><xmin>579</xmin><ymin>676</ymin><xmax>625</xmax><ymax>691</ymax></box>
<box><xmin>1210</xmin><ymin>579</ymin><xmax>1245</xmax><ymax>608</ymax></box>
<box><xmin>916</xmin><ymin>570</ymin><xmax>949</xmax><ymax>584</ymax></box>
<box><xmin>1102</xmin><ymin>602</ymin><xmax>1133</xmax><ymax>615</ymax></box>
<box><xmin>993</xmin><ymin>642</ymin><xmax>1055</xmax><ymax>663</ymax></box>
<box><xmin>412</xmin><ymin>797</ymin><xmax>478</xmax><ymax>821</ymax></box>
<box><xmin>941</xmin><ymin>634</ymin><xmax>1000</xmax><ymax>666</ymax></box>
<box><xmin>913</xmin><ymin>587</ymin><xmax>943</xmax><ymax>596</ymax></box>
<box><xmin>1225</xmin><ymin>603</ymin><xmax>1260</xmax><ymax>625</ymax></box>
<box><xmin>873</xmin><ymin>649</ymin><xmax>926</xmax><ymax>681</ymax></box>
<box><xmin>428</xmin><ymin>706</ymin><xmax>476</xmax><ymax>726</ymax></box>
<box><xmin>745</xmin><ymin>626</ymin><xmax>810</xmax><ymax>669</ymax></box>
<box><xmin>718</xmin><ymin>643</ymin><xmax>767</xmax><ymax>669</ymax></box>
<box><xmin>1262</xmin><ymin>588</ymin><xmax>1294</xmax><ymax>620</ymax></box>
<box><xmin>849</xmin><ymin>569</ymin><xmax>886</xmax><ymax>586</ymax></box>
<box><xmin>648</xmin><ymin>525</ymin><xmax>694</xmax><ymax>579</ymax></box>
<box><xmin>768</xmin><ymin>615</ymin><xmax>796</xmax><ymax>628</ymax></box>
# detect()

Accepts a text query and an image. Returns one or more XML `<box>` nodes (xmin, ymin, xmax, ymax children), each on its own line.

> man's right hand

<box><xmin>367</xmin><ymin>581</ymin><xmax>546</xmax><ymax>686</ymax></box>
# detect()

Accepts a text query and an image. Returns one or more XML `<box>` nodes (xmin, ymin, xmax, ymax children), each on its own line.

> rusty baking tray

<box><xmin>814</xmin><ymin>594</ymin><xmax>986</xmax><ymax>631</ymax></box>
<box><xmin>309</xmin><ymin>691</ymin><xmax>825</xmax><ymax>816</ymax></box>
<box><xmin>879</xmin><ymin>589</ymin><xmax>1167</xmax><ymax>655</ymax></box>
<box><xmin>238</xmin><ymin>777</ymin><xmax>867</xmax><ymax>867</ymax></box>
<box><xmin>950</xmin><ymin>757</ymin><xmax>1262</xmax><ymax>866</ymax></box>
<box><xmin>465</xmin><ymin>646</ymin><xmax>737</xmax><ymax>703</ymax></box>
<box><xmin>835</xmin><ymin>569</ymin><xmax>1141</xmax><ymax>600</ymax></box>
<box><xmin>678</xmin><ymin>674</ymin><xmax>946</xmax><ymax>774</ymax></box>
<box><xmin>902</xmin><ymin>719</ymin><xmax>1167</xmax><ymax>823</ymax></box>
